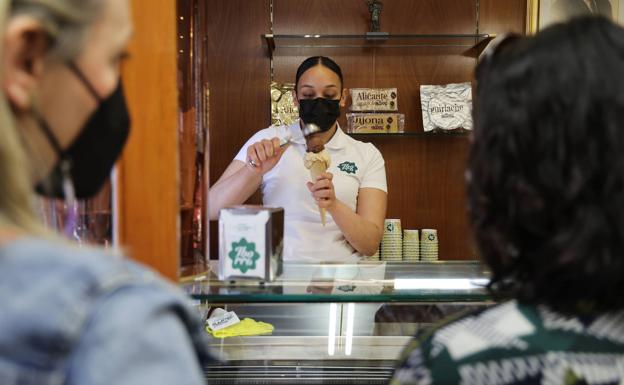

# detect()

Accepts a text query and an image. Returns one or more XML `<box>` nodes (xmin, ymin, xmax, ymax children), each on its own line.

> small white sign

<box><xmin>207</xmin><ymin>310</ymin><xmax>240</xmax><ymax>331</ymax></box>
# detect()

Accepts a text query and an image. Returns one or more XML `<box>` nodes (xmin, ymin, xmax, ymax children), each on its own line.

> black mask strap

<box><xmin>34</xmin><ymin>112</ymin><xmax>75</xmax><ymax>197</ymax></box>
<box><xmin>35</xmin><ymin>62</ymin><xmax>102</xmax><ymax>158</ymax></box>
<box><xmin>35</xmin><ymin>114</ymin><xmax>64</xmax><ymax>158</ymax></box>
<box><xmin>32</xmin><ymin>83</ymin><xmax>77</xmax><ymax>215</ymax></box>
<box><xmin>67</xmin><ymin>61</ymin><xmax>103</xmax><ymax>102</ymax></box>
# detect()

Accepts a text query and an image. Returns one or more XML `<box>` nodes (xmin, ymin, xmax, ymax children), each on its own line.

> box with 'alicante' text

<box><xmin>219</xmin><ymin>206</ymin><xmax>284</xmax><ymax>281</ymax></box>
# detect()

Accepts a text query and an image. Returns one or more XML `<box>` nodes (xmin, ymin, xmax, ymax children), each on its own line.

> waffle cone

<box><xmin>309</xmin><ymin>160</ymin><xmax>328</xmax><ymax>226</ymax></box>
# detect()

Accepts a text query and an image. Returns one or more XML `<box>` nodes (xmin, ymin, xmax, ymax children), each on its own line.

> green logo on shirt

<box><xmin>336</xmin><ymin>285</ymin><xmax>357</xmax><ymax>292</ymax></box>
<box><xmin>338</xmin><ymin>161</ymin><xmax>358</xmax><ymax>175</ymax></box>
<box><xmin>229</xmin><ymin>238</ymin><xmax>260</xmax><ymax>273</ymax></box>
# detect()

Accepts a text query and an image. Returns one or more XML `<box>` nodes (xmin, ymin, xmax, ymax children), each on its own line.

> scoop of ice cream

<box><xmin>304</xmin><ymin>150</ymin><xmax>331</xmax><ymax>170</ymax></box>
<box><xmin>305</xmin><ymin>135</ymin><xmax>326</xmax><ymax>154</ymax></box>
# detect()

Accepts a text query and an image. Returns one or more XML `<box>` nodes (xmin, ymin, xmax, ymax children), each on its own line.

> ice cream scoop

<box><xmin>302</xmin><ymin>123</ymin><xmax>321</xmax><ymax>137</ymax></box>
<box><xmin>248</xmin><ymin>124</ymin><xmax>321</xmax><ymax>168</ymax></box>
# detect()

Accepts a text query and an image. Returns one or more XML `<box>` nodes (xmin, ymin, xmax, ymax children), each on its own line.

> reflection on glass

<box><xmin>177</xmin><ymin>0</ymin><xmax>208</xmax><ymax>274</ymax></box>
<box><xmin>345</xmin><ymin>302</ymin><xmax>355</xmax><ymax>356</ymax></box>
<box><xmin>394</xmin><ymin>278</ymin><xmax>489</xmax><ymax>290</ymax></box>
<box><xmin>327</xmin><ymin>302</ymin><xmax>338</xmax><ymax>356</ymax></box>
<box><xmin>36</xmin><ymin>180</ymin><xmax>112</xmax><ymax>246</ymax></box>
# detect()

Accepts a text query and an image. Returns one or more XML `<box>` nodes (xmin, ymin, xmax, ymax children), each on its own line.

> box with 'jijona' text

<box><xmin>347</xmin><ymin>113</ymin><xmax>405</xmax><ymax>133</ymax></box>
<box><xmin>219</xmin><ymin>206</ymin><xmax>284</xmax><ymax>281</ymax></box>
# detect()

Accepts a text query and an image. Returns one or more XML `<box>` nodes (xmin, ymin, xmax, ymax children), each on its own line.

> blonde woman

<box><xmin>0</xmin><ymin>1</ymin><xmax>212</xmax><ymax>383</ymax></box>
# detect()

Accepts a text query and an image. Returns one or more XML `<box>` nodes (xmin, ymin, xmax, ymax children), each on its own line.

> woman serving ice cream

<box><xmin>209</xmin><ymin>56</ymin><xmax>388</xmax><ymax>262</ymax></box>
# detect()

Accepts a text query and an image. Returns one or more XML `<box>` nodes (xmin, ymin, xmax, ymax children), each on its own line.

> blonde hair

<box><xmin>0</xmin><ymin>0</ymin><xmax>102</xmax><ymax>233</ymax></box>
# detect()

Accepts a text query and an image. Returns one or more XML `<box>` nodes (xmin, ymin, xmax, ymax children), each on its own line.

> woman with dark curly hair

<box><xmin>390</xmin><ymin>16</ymin><xmax>624</xmax><ymax>385</ymax></box>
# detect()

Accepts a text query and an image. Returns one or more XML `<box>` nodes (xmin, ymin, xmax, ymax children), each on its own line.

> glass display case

<box><xmin>183</xmin><ymin>260</ymin><xmax>493</xmax><ymax>384</ymax></box>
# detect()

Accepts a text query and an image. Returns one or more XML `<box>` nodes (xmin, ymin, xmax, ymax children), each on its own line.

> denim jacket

<box><xmin>0</xmin><ymin>238</ymin><xmax>213</xmax><ymax>385</ymax></box>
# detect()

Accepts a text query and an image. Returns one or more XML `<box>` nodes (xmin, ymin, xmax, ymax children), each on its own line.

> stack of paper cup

<box><xmin>402</xmin><ymin>230</ymin><xmax>420</xmax><ymax>262</ymax></box>
<box><xmin>420</xmin><ymin>229</ymin><xmax>438</xmax><ymax>262</ymax></box>
<box><xmin>381</xmin><ymin>219</ymin><xmax>402</xmax><ymax>261</ymax></box>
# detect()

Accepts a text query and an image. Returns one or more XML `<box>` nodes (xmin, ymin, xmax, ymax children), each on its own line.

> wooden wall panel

<box><xmin>370</xmin><ymin>0</ymin><xmax>476</xmax><ymax>34</ymax></box>
<box><xmin>373</xmin><ymin>49</ymin><xmax>475</xmax><ymax>259</ymax></box>
<box><xmin>206</xmin><ymin>0</ymin><xmax>271</xmax><ymax>184</ymax></box>
<box><xmin>480</xmin><ymin>0</ymin><xmax>527</xmax><ymax>34</ymax></box>
<box><xmin>273</xmin><ymin>0</ymin><xmax>367</xmax><ymax>34</ymax></box>
<box><xmin>376</xmin><ymin>137</ymin><xmax>475</xmax><ymax>259</ymax></box>
<box><xmin>273</xmin><ymin>0</ymin><xmax>477</xmax><ymax>34</ymax></box>
<box><xmin>205</xmin><ymin>0</ymin><xmax>271</xmax><ymax>258</ymax></box>
<box><xmin>205</xmin><ymin>0</ymin><xmax>525</xmax><ymax>261</ymax></box>
<box><xmin>117</xmin><ymin>0</ymin><xmax>179</xmax><ymax>279</ymax></box>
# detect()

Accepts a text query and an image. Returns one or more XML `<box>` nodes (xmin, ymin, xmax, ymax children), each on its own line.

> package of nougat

<box><xmin>347</xmin><ymin>113</ymin><xmax>405</xmax><ymax>133</ymax></box>
<box><xmin>270</xmin><ymin>82</ymin><xmax>299</xmax><ymax>126</ymax></box>
<box><xmin>350</xmin><ymin>88</ymin><xmax>398</xmax><ymax>112</ymax></box>
<box><xmin>420</xmin><ymin>82</ymin><xmax>473</xmax><ymax>132</ymax></box>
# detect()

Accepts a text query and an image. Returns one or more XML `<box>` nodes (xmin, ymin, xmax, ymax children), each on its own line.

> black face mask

<box><xmin>298</xmin><ymin>97</ymin><xmax>340</xmax><ymax>133</ymax></box>
<box><xmin>35</xmin><ymin>62</ymin><xmax>131</xmax><ymax>199</ymax></box>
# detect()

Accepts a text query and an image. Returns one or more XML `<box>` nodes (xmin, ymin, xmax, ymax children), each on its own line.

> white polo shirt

<box><xmin>234</xmin><ymin>120</ymin><xmax>387</xmax><ymax>263</ymax></box>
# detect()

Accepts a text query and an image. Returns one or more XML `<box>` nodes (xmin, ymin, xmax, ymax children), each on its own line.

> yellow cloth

<box><xmin>206</xmin><ymin>318</ymin><xmax>274</xmax><ymax>338</ymax></box>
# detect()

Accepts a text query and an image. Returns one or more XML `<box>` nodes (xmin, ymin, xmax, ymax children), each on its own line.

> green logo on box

<box><xmin>229</xmin><ymin>238</ymin><xmax>260</xmax><ymax>273</ymax></box>
<box><xmin>338</xmin><ymin>161</ymin><xmax>358</xmax><ymax>175</ymax></box>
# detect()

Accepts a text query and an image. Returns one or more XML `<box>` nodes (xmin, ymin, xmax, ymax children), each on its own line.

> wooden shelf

<box><xmin>347</xmin><ymin>131</ymin><xmax>471</xmax><ymax>138</ymax></box>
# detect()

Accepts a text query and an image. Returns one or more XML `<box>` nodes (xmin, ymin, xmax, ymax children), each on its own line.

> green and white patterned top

<box><xmin>390</xmin><ymin>300</ymin><xmax>624</xmax><ymax>385</ymax></box>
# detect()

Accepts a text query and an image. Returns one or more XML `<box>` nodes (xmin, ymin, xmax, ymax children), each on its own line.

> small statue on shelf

<box><xmin>367</xmin><ymin>0</ymin><xmax>383</xmax><ymax>32</ymax></box>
